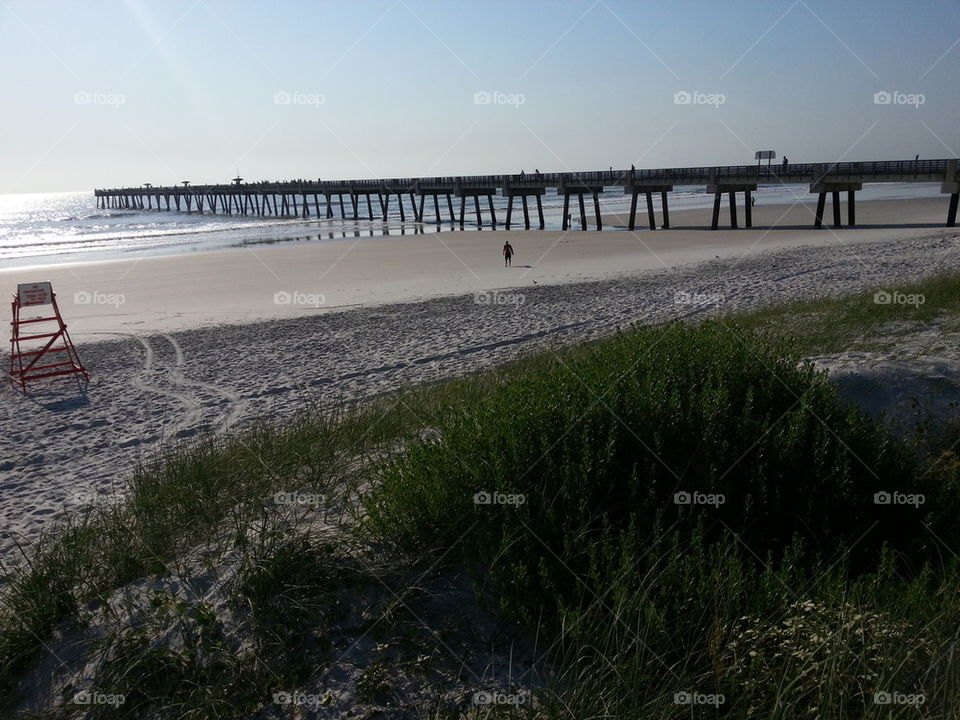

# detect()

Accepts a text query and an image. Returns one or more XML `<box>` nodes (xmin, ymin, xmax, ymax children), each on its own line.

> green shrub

<box><xmin>368</xmin><ymin>323</ymin><xmax>956</xmax><ymax>611</ymax></box>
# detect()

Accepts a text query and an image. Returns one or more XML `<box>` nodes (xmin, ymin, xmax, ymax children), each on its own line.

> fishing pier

<box><xmin>96</xmin><ymin>158</ymin><xmax>960</xmax><ymax>230</ymax></box>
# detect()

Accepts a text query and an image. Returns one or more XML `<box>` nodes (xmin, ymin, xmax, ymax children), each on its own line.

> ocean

<box><xmin>1</xmin><ymin>182</ymin><xmax>945</xmax><ymax>269</ymax></box>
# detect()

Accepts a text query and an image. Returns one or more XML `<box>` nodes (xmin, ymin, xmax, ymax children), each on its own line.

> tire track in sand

<box><xmin>160</xmin><ymin>334</ymin><xmax>246</xmax><ymax>432</ymax></box>
<box><xmin>89</xmin><ymin>332</ymin><xmax>202</xmax><ymax>442</ymax></box>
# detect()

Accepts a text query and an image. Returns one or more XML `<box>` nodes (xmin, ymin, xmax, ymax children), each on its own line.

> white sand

<box><xmin>0</xmin><ymin>197</ymin><xmax>951</xmax><ymax>336</ymax></box>
<box><xmin>1</xmin><ymin>195</ymin><xmax>959</xmax><ymax>562</ymax></box>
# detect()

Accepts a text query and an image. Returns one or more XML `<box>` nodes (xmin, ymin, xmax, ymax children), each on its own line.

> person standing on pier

<box><xmin>503</xmin><ymin>240</ymin><xmax>514</xmax><ymax>267</ymax></box>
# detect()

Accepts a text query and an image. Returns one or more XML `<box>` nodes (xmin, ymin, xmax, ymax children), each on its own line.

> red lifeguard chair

<box><xmin>9</xmin><ymin>282</ymin><xmax>88</xmax><ymax>390</ymax></box>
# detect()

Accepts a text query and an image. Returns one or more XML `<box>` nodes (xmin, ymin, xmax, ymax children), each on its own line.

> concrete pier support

<box><xmin>706</xmin><ymin>184</ymin><xmax>756</xmax><ymax>229</ymax></box>
<box><xmin>454</xmin><ymin>182</ymin><xmax>498</xmax><ymax>228</ymax></box>
<box><xmin>558</xmin><ymin>180</ymin><xmax>603</xmax><ymax>230</ymax></box>
<box><xmin>501</xmin><ymin>181</ymin><xmax>546</xmax><ymax>230</ymax></box>
<box><xmin>624</xmin><ymin>185</ymin><xmax>672</xmax><ymax>230</ymax></box>
<box><xmin>414</xmin><ymin>190</ymin><xmax>453</xmax><ymax>224</ymax></box>
<box><xmin>810</xmin><ymin>182</ymin><xmax>861</xmax><ymax>228</ymax></box>
<box><xmin>942</xmin><ymin>182</ymin><xmax>960</xmax><ymax>227</ymax></box>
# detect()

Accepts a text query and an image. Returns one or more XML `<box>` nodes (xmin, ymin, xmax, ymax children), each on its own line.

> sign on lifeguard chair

<box><xmin>9</xmin><ymin>282</ymin><xmax>88</xmax><ymax>389</ymax></box>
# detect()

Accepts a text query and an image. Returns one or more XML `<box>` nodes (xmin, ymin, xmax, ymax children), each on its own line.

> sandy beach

<box><xmin>1</xmin><ymin>196</ymin><xmax>958</xmax><ymax>561</ymax></box>
<box><xmin>0</xmin><ymin>196</ymin><xmax>952</xmax><ymax>336</ymax></box>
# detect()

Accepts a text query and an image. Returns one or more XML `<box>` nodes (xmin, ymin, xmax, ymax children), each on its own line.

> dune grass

<box><xmin>365</xmin><ymin>321</ymin><xmax>960</xmax><ymax>718</ymax></box>
<box><xmin>3</xmin><ymin>272</ymin><xmax>960</xmax><ymax>717</ymax></box>
<box><xmin>724</xmin><ymin>269</ymin><xmax>960</xmax><ymax>356</ymax></box>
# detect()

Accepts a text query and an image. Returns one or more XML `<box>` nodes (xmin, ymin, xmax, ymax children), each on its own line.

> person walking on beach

<box><xmin>503</xmin><ymin>240</ymin><xmax>514</xmax><ymax>267</ymax></box>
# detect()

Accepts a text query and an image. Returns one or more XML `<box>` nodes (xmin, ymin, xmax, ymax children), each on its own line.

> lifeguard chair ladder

<box><xmin>9</xmin><ymin>282</ymin><xmax>88</xmax><ymax>390</ymax></box>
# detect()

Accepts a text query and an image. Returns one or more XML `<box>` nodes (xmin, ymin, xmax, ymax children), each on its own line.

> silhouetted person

<box><xmin>503</xmin><ymin>241</ymin><xmax>514</xmax><ymax>267</ymax></box>
<box><xmin>751</xmin><ymin>196</ymin><xmax>756</xmax><ymax>206</ymax></box>
<box><xmin>520</xmin><ymin>170</ymin><xmax>525</xmax><ymax>179</ymax></box>
<box><xmin>915</xmin><ymin>154</ymin><xmax>920</xmax><ymax>161</ymax></box>
<box><xmin>782</xmin><ymin>156</ymin><xmax>788</xmax><ymax>168</ymax></box>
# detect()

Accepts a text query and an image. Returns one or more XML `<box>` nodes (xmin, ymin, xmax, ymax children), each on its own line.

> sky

<box><xmin>0</xmin><ymin>0</ymin><xmax>958</xmax><ymax>193</ymax></box>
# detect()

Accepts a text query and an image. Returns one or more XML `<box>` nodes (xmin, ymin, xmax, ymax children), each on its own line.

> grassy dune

<box><xmin>3</xmin><ymin>274</ymin><xmax>960</xmax><ymax>718</ymax></box>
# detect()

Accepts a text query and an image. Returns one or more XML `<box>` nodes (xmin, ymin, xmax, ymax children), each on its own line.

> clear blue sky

<box><xmin>1</xmin><ymin>0</ymin><xmax>957</xmax><ymax>193</ymax></box>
